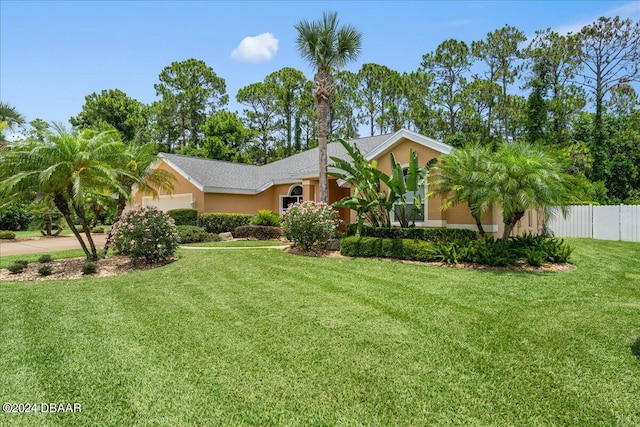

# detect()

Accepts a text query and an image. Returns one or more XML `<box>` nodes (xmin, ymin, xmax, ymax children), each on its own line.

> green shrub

<box><xmin>541</xmin><ymin>238</ymin><xmax>573</xmax><ymax>263</ymax></box>
<box><xmin>91</xmin><ymin>226</ymin><xmax>105</xmax><ymax>234</ymax></box>
<box><xmin>38</xmin><ymin>265</ymin><xmax>53</xmax><ymax>276</ymax></box>
<box><xmin>343</xmin><ymin>230</ymin><xmax>572</xmax><ymax>267</ymax></box>
<box><xmin>509</xmin><ymin>232</ymin><xmax>573</xmax><ymax>264</ymax></box>
<box><xmin>0</xmin><ymin>230</ymin><xmax>16</xmax><ymax>240</ymax></box>
<box><xmin>467</xmin><ymin>237</ymin><xmax>517</xmax><ymax>266</ymax></box>
<box><xmin>113</xmin><ymin>207</ymin><xmax>179</xmax><ymax>264</ymax></box>
<box><xmin>235</xmin><ymin>225</ymin><xmax>282</xmax><ymax>240</ymax></box>
<box><xmin>82</xmin><ymin>262</ymin><xmax>97</xmax><ymax>275</ymax></box>
<box><xmin>199</xmin><ymin>213</ymin><xmax>252</xmax><ymax>234</ymax></box>
<box><xmin>433</xmin><ymin>240</ymin><xmax>471</xmax><ymax>264</ymax></box>
<box><xmin>526</xmin><ymin>249</ymin><xmax>546</xmax><ymax>267</ymax></box>
<box><xmin>7</xmin><ymin>262</ymin><xmax>27</xmax><ymax>274</ymax></box>
<box><xmin>38</xmin><ymin>254</ymin><xmax>53</xmax><ymax>263</ymax></box>
<box><xmin>14</xmin><ymin>260</ymin><xmax>29</xmax><ymax>268</ymax></box>
<box><xmin>167</xmin><ymin>208</ymin><xmax>199</xmax><ymax>226</ymax></box>
<box><xmin>345</xmin><ymin>224</ymin><xmax>477</xmax><ymax>242</ymax></box>
<box><xmin>251</xmin><ymin>210</ymin><xmax>282</xmax><ymax>227</ymax></box>
<box><xmin>176</xmin><ymin>225</ymin><xmax>219</xmax><ymax>243</ymax></box>
<box><xmin>0</xmin><ymin>203</ymin><xmax>33</xmax><ymax>231</ymax></box>
<box><xmin>282</xmin><ymin>201</ymin><xmax>340</xmax><ymax>251</ymax></box>
<box><xmin>399</xmin><ymin>239</ymin><xmax>438</xmax><ymax>261</ymax></box>
<box><xmin>509</xmin><ymin>232</ymin><xmax>547</xmax><ymax>257</ymax></box>
<box><xmin>340</xmin><ymin>236</ymin><xmax>437</xmax><ymax>262</ymax></box>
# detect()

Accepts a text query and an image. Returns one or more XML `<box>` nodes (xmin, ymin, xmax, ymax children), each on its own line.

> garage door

<box><xmin>142</xmin><ymin>193</ymin><xmax>193</xmax><ymax>212</ymax></box>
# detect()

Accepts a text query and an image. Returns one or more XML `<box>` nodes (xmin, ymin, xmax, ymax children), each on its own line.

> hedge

<box><xmin>167</xmin><ymin>208</ymin><xmax>198</xmax><ymax>226</ymax></box>
<box><xmin>234</xmin><ymin>225</ymin><xmax>282</xmax><ymax>240</ymax></box>
<box><xmin>345</xmin><ymin>224</ymin><xmax>477</xmax><ymax>242</ymax></box>
<box><xmin>340</xmin><ymin>236</ymin><xmax>437</xmax><ymax>262</ymax></box>
<box><xmin>0</xmin><ymin>204</ymin><xmax>33</xmax><ymax>231</ymax></box>
<box><xmin>199</xmin><ymin>213</ymin><xmax>252</xmax><ymax>234</ymax></box>
<box><xmin>0</xmin><ymin>230</ymin><xmax>17</xmax><ymax>240</ymax></box>
<box><xmin>176</xmin><ymin>225</ymin><xmax>220</xmax><ymax>243</ymax></box>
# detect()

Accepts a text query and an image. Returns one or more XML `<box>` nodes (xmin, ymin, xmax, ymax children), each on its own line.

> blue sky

<box><xmin>1</xmin><ymin>0</ymin><xmax>639</xmax><ymax>131</ymax></box>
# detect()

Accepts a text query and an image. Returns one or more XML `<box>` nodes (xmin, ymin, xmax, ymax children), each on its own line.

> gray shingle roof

<box><xmin>159</xmin><ymin>133</ymin><xmax>392</xmax><ymax>194</ymax></box>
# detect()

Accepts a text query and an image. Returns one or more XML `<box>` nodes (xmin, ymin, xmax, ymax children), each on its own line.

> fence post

<box><xmin>590</xmin><ymin>204</ymin><xmax>594</xmax><ymax>239</ymax></box>
<box><xmin>619</xmin><ymin>203</ymin><xmax>623</xmax><ymax>241</ymax></box>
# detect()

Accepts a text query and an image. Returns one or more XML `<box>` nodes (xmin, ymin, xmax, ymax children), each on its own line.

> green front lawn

<box><xmin>11</xmin><ymin>229</ymin><xmax>73</xmax><ymax>238</ymax></box>
<box><xmin>183</xmin><ymin>240</ymin><xmax>290</xmax><ymax>248</ymax></box>
<box><xmin>1</xmin><ymin>239</ymin><xmax>639</xmax><ymax>426</ymax></box>
<box><xmin>11</xmin><ymin>227</ymin><xmax>110</xmax><ymax>239</ymax></box>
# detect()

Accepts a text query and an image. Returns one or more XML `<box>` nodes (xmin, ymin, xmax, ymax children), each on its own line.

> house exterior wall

<box><xmin>374</xmin><ymin>138</ymin><xmax>441</xmax><ymax>173</ymax></box>
<box><xmin>202</xmin><ymin>184</ymin><xmax>295</xmax><ymax>215</ymax></box>
<box><xmin>134</xmin><ymin>140</ymin><xmax>540</xmax><ymax>238</ymax></box>
<box><xmin>133</xmin><ymin>161</ymin><xmax>298</xmax><ymax>215</ymax></box>
<box><xmin>132</xmin><ymin>160</ymin><xmax>205</xmax><ymax>211</ymax></box>
<box><xmin>329</xmin><ymin>179</ymin><xmax>351</xmax><ymax>227</ymax></box>
<box><xmin>443</xmin><ymin>205</ymin><xmax>497</xmax><ymax>232</ymax></box>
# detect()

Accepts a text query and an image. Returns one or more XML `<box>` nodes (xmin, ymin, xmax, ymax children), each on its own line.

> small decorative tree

<box><xmin>282</xmin><ymin>201</ymin><xmax>340</xmax><ymax>251</ymax></box>
<box><xmin>112</xmin><ymin>207</ymin><xmax>179</xmax><ymax>265</ymax></box>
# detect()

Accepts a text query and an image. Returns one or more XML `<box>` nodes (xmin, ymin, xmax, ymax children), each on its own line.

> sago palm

<box><xmin>295</xmin><ymin>11</ymin><xmax>362</xmax><ymax>203</ymax></box>
<box><xmin>0</xmin><ymin>124</ymin><xmax>128</xmax><ymax>260</ymax></box>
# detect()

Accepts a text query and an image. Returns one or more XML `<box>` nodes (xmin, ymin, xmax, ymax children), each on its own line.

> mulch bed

<box><xmin>285</xmin><ymin>247</ymin><xmax>576</xmax><ymax>272</ymax></box>
<box><xmin>0</xmin><ymin>256</ymin><xmax>175</xmax><ymax>282</ymax></box>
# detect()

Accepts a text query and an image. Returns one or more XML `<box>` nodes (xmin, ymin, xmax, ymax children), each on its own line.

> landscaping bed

<box><xmin>0</xmin><ymin>256</ymin><xmax>174</xmax><ymax>282</ymax></box>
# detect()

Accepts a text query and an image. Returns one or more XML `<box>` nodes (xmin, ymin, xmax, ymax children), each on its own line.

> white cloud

<box><xmin>231</xmin><ymin>33</ymin><xmax>279</xmax><ymax>63</ymax></box>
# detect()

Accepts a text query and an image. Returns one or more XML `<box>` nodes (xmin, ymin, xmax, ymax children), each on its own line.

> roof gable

<box><xmin>364</xmin><ymin>128</ymin><xmax>452</xmax><ymax>161</ymax></box>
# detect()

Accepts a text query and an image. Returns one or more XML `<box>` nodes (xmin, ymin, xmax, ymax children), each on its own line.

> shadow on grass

<box><xmin>631</xmin><ymin>337</ymin><xmax>640</xmax><ymax>361</ymax></box>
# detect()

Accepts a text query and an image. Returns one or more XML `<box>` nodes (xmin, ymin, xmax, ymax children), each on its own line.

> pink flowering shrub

<box><xmin>112</xmin><ymin>207</ymin><xmax>179</xmax><ymax>264</ymax></box>
<box><xmin>282</xmin><ymin>201</ymin><xmax>340</xmax><ymax>250</ymax></box>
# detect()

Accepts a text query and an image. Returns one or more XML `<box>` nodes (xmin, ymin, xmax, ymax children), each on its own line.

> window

<box><xmin>281</xmin><ymin>185</ymin><xmax>303</xmax><ymax>214</ymax></box>
<box><xmin>392</xmin><ymin>169</ymin><xmax>425</xmax><ymax>224</ymax></box>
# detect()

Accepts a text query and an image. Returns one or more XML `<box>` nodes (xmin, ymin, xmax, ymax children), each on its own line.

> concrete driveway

<box><xmin>0</xmin><ymin>234</ymin><xmax>108</xmax><ymax>256</ymax></box>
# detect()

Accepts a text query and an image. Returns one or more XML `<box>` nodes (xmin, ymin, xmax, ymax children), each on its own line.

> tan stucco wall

<box><xmin>134</xmin><ymin>161</ymin><xmax>300</xmax><ymax>215</ymax></box>
<box><xmin>203</xmin><ymin>184</ymin><xmax>296</xmax><ymax>215</ymax></box>
<box><xmin>442</xmin><ymin>205</ymin><xmax>494</xmax><ymax>227</ymax></box>
<box><xmin>374</xmin><ymin>138</ymin><xmax>441</xmax><ymax>175</ymax></box>
<box><xmin>328</xmin><ymin>179</ymin><xmax>351</xmax><ymax>227</ymax></box>
<box><xmin>132</xmin><ymin>160</ymin><xmax>205</xmax><ymax>211</ymax></box>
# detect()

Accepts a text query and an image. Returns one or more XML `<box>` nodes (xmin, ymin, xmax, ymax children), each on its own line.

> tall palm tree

<box><xmin>103</xmin><ymin>142</ymin><xmax>175</xmax><ymax>255</ymax></box>
<box><xmin>295</xmin><ymin>11</ymin><xmax>362</xmax><ymax>203</ymax></box>
<box><xmin>0</xmin><ymin>124</ymin><xmax>128</xmax><ymax>260</ymax></box>
<box><xmin>428</xmin><ymin>144</ymin><xmax>495</xmax><ymax>236</ymax></box>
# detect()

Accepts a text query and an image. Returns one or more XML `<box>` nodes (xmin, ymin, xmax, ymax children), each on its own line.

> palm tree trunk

<box><xmin>103</xmin><ymin>196</ymin><xmax>127</xmax><ymax>255</ymax></box>
<box><xmin>473</xmin><ymin>214</ymin><xmax>486</xmax><ymax>237</ymax></box>
<box><xmin>317</xmin><ymin>97</ymin><xmax>329</xmax><ymax>203</ymax></box>
<box><xmin>73</xmin><ymin>202</ymin><xmax>99</xmax><ymax>261</ymax></box>
<box><xmin>43</xmin><ymin>212</ymin><xmax>52</xmax><ymax>236</ymax></box>
<box><xmin>53</xmin><ymin>193</ymin><xmax>91</xmax><ymax>259</ymax></box>
<box><xmin>502</xmin><ymin>211</ymin><xmax>524</xmax><ymax>240</ymax></box>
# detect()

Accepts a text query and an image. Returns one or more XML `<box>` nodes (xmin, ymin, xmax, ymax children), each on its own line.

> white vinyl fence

<box><xmin>547</xmin><ymin>204</ymin><xmax>640</xmax><ymax>242</ymax></box>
